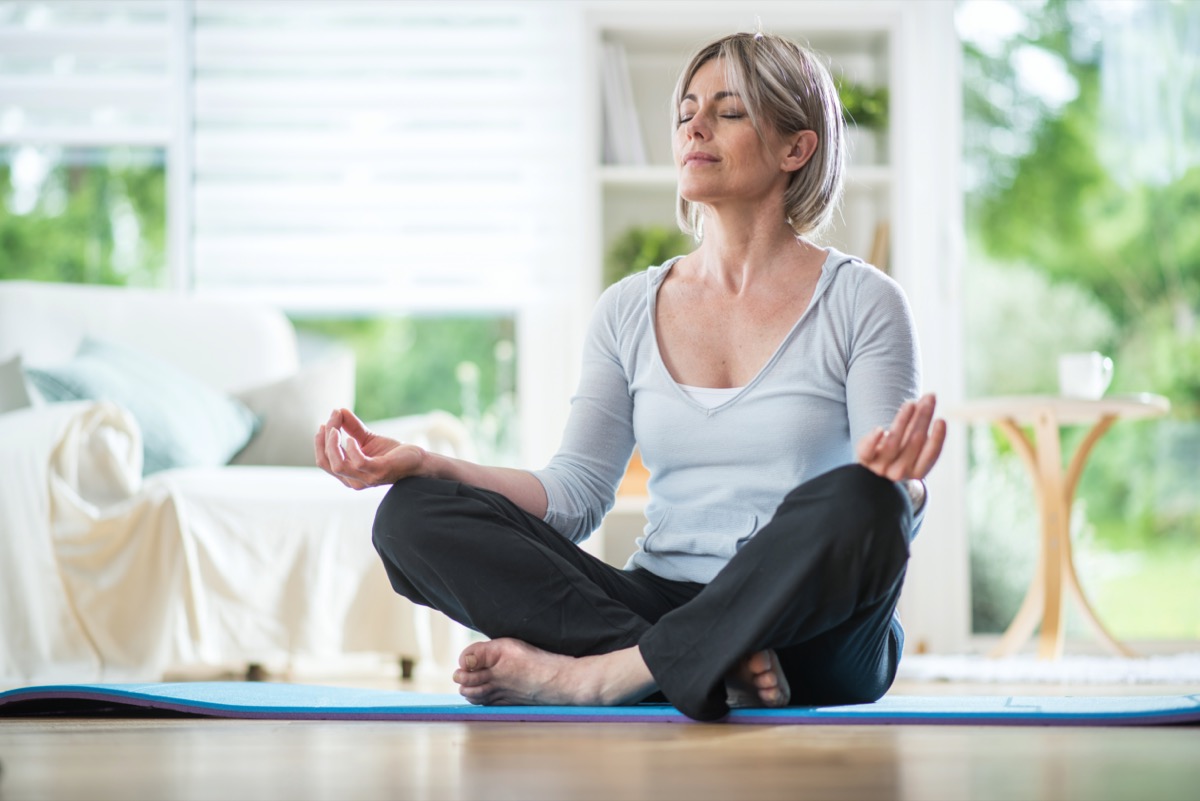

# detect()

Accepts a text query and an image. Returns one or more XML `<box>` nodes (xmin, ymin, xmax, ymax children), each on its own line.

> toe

<box><xmin>453</xmin><ymin>668</ymin><xmax>492</xmax><ymax>687</ymax></box>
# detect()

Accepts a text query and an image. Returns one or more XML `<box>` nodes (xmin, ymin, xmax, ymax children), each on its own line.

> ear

<box><xmin>780</xmin><ymin>130</ymin><xmax>819</xmax><ymax>172</ymax></box>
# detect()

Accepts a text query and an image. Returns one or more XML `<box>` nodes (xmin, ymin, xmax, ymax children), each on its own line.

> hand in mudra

<box><xmin>315</xmin><ymin>408</ymin><xmax>427</xmax><ymax>490</ymax></box>
<box><xmin>856</xmin><ymin>393</ymin><xmax>946</xmax><ymax>483</ymax></box>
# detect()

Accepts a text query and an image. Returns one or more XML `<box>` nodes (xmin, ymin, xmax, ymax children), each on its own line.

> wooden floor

<box><xmin>2</xmin><ymin>676</ymin><xmax>1198</xmax><ymax>801</ymax></box>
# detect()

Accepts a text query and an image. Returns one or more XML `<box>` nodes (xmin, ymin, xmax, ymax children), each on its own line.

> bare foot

<box><xmin>452</xmin><ymin>638</ymin><xmax>657</xmax><ymax>706</ymax></box>
<box><xmin>725</xmin><ymin>649</ymin><xmax>790</xmax><ymax>708</ymax></box>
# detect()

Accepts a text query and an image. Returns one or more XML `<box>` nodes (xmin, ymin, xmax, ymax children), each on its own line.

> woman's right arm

<box><xmin>315</xmin><ymin>278</ymin><xmax>638</xmax><ymax>537</ymax></box>
<box><xmin>315</xmin><ymin>407</ymin><xmax>549</xmax><ymax>519</ymax></box>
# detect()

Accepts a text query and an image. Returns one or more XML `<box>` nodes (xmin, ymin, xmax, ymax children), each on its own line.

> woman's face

<box><xmin>673</xmin><ymin>58</ymin><xmax>790</xmax><ymax>208</ymax></box>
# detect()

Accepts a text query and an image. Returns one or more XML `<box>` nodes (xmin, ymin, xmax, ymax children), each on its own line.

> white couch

<box><xmin>0</xmin><ymin>280</ymin><xmax>472</xmax><ymax>684</ymax></box>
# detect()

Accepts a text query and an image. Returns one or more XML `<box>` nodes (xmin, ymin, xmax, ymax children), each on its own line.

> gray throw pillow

<box><xmin>232</xmin><ymin>348</ymin><xmax>356</xmax><ymax>467</ymax></box>
<box><xmin>0</xmin><ymin>354</ymin><xmax>35</xmax><ymax>413</ymax></box>
<box><xmin>24</xmin><ymin>337</ymin><xmax>260</xmax><ymax>475</ymax></box>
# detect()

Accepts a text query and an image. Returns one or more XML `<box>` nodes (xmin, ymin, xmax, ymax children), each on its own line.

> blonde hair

<box><xmin>672</xmin><ymin>31</ymin><xmax>846</xmax><ymax>239</ymax></box>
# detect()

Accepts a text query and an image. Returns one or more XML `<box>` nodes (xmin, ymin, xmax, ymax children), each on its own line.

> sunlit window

<box><xmin>960</xmin><ymin>0</ymin><xmax>1200</xmax><ymax>641</ymax></box>
<box><xmin>0</xmin><ymin>145</ymin><xmax>166</xmax><ymax>286</ymax></box>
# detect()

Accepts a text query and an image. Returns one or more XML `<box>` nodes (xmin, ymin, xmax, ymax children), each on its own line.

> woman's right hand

<box><xmin>315</xmin><ymin>408</ymin><xmax>427</xmax><ymax>490</ymax></box>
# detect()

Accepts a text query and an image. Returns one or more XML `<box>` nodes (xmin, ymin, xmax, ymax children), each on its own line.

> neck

<box><xmin>691</xmin><ymin>212</ymin><xmax>824</xmax><ymax>294</ymax></box>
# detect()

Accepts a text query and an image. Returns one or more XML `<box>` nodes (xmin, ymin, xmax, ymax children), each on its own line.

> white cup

<box><xmin>1057</xmin><ymin>352</ymin><xmax>1114</xmax><ymax>399</ymax></box>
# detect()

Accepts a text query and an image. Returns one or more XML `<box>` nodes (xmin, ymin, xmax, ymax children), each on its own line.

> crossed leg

<box><xmin>373</xmin><ymin>465</ymin><xmax>910</xmax><ymax>721</ymax></box>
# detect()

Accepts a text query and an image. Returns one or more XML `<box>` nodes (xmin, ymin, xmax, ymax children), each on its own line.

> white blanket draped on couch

<box><xmin>0</xmin><ymin>280</ymin><xmax>478</xmax><ymax>684</ymax></box>
<box><xmin>1</xmin><ymin>400</ymin><xmax>476</xmax><ymax>683</ymax></box>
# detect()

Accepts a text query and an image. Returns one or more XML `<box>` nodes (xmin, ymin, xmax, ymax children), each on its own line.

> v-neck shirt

<box><xmin>532</xmin><ymin>246</ymin><xmax>921</xmax><ymax>583</ymax></box>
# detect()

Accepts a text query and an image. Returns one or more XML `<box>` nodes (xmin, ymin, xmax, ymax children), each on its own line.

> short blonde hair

<box><xmin>672</xmin><ymin>31</ymin><xmax>846</xmax><ymax>239</ymax></box>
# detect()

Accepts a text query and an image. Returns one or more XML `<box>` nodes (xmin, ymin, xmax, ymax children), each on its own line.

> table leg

<box><xmin>989</xmin><ymin>418</ymin><xmax>1050</xmax><ymax>657</ymax></box>
<box><xmin>991</xmin><ymin>412</ymin><xmax>1135</xmax><ymax>659</ymax></box>
<box><xmin>1062</xmin><ymin>415</ymin><xmax>1138</xmax><ymax>658</ymax></box>
<box><xmin>1030</xmin><ymin>410</ymin><xmax>1069</xmax><ymax>659</ymax></box>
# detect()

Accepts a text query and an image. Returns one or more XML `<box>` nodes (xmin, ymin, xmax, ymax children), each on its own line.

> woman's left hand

<box><xmin>856</xmin><ymin>393</ymin><xmax>946</xmax><ymax>482</ymax></box>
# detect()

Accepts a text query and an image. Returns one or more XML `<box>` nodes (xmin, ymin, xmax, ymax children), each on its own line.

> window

<box><xmin>0</xmin><ymin>0</ymin><xmax>171</xmax><ymax>286</ymax></box>
<box><xmin>960</xmin><ymin>0</ymin><xmax>1200</xmax><ymax>643</ymax></box>
<box><xmin>1</xmin><ymin>1</ymin><xmax>584</xmax><ymax>463</ymax></box>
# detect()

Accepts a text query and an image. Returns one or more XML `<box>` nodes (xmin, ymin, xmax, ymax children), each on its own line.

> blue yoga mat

<box><xmin>2</xmin><ymin>683</ymin><xmax>1198</xmax><ymax>725</ymax></box>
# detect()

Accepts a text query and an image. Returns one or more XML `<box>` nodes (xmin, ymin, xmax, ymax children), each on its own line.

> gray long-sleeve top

<box><xmin>533</xmin><ymin>247</ymin><xmax>922</xmax><ymax>584</ymax></box>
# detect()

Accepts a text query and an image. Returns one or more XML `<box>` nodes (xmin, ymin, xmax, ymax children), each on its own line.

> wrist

<box><xmin>903</xmin><ymin>478</ymin><xmax>926</xmax><ymax>512</ymax></box>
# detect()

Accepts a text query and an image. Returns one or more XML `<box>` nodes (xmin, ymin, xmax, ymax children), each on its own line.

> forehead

<box><xmin>682</xmin><ymin>57</ymin><xmax>738</xmax><ymax>99</ymax></box>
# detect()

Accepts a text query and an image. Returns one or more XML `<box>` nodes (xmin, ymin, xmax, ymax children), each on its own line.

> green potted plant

<box><xmin>836</xmin><ymin>77</ymin><xmax>889</xmax><ymax>165</ymax></box>
<box><xmin>604</xmin><ymin>225</ymin><xmax>694</xmax><ymax>287</ymax></box>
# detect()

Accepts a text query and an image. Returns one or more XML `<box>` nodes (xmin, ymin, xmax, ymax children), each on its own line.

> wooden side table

<box><xmin>950</xmin><ymin>394</ymin><xmax>1171</xmax><ymax>660</ymax></box>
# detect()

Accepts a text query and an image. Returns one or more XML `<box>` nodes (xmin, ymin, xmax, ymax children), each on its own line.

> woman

<box><xmin>316</xmin><ymin>31</ymin><xmax>945</xmax><ymax>722</ymax></box>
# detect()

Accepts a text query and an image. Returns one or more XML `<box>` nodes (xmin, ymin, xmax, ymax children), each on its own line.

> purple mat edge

<box><xmin>3</xmin><ymin>686</ymin><xmax>1199</xmax><ymax>726</ymax></box>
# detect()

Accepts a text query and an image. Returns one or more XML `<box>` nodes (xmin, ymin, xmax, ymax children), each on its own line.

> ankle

<box><xmin>594</xmin><ymin>647</ymin><xmax>655</xmax><ymax>705</ymax></box>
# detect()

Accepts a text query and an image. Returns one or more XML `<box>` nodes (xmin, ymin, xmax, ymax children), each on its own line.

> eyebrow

<box><xmin>681</xmin><ymin>90</ymin><xmax>741</xmax><ymax>103</ymax></box>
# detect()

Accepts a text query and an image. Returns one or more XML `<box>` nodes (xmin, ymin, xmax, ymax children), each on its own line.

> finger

<box><xmin>314</xmin><ymin>424</ymin><xmax>330</xmax><ymax>470</ymax></box>
<box><xmin>876</xmin><ymin>402</ymin><xmax>916</xmax><ymax>462</ymax></box>
<box><xmin>324</xmin><ymin>425</ymin><xmax>346</xmax><ymax>465</ymax></box>
<box><xmin>340</xmin><ymin>432</ymin><xmax>377</xmax><ymax>482</ymax></box>
<box><xmin>325</xmin><ymin>427</ymin><xmax>359</xmax><ymax>481</ymax></box>
<box><xmin>899</xmin><ymin>394</ymin><xmax>936</xmax><ymax>449</ymax></box>
<box><xmin>316</xmin><ymin>424</ymin><xmax>348</xmax><ymax>478</ymax></box>
<box><xmin>337</xmin><ymin>408</ymin><xmax>371</xmax><ymax>440</ymax></box>
<box><xmin>332</xmin><ymin>429</ymin><xmax>384</xmax><ymax>490</ymax></box>
<box><xmin>857</xmin><ymin>426</ymin><xmax>887</xmax><ymax>464</ymax></box>
<box><xmin>887</xmin><ymin>414</ymin><xmax>933</xmax><ymax>481</ymax></box>
<box><xmin>911</xmin><ymin>418</ymin><xmax>947</xmax><ymax>478</ymax></box>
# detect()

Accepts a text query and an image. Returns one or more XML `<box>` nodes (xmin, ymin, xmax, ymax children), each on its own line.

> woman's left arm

<box><xmin>843</xmin><ymin>270</ymin><xmax>946</xmax><ymax>504</ymax></box>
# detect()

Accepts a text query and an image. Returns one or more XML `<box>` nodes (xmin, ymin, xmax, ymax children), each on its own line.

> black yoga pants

<box><xmin>371</xmin><ymin>463</ymin><xmax>913</xmax><ymax>721</ymax></box>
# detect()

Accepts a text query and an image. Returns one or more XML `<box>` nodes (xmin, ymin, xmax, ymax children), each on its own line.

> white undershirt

<box><xmin>677</xmin><ymin>384</ymin><xmax>745</xmax><ymax>410</ymax></box>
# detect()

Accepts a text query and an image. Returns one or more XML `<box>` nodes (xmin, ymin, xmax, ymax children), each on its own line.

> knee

<box><xmin>371</xmin><ymin>477</ymin><xmax>457</xmax><ymax>561</ymax></box>
<box><xmin>790</xmin><ymin>464</ymin><xmax>911</xmax><ymax>536</ymax></box>
<box><xmin>828</xmin><ymin>463</ymin><xmax>909</xmax><ymax>517</ymax></box>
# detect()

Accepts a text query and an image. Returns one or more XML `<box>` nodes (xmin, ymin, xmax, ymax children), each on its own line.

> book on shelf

<box><xmin>600</xmin><ymin>39</ymin><xmax>647</xmax><ymax>166</ymax></box>
<box><xmin>869</xmin><ymin>220</ymin><xmax>891</xmax><ymax>273</ymax></box>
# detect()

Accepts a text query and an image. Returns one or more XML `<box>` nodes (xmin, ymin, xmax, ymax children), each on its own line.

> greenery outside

<box><xmin>961</xmin><ymin>0</ymin><xmax>1200</xmax><ymax>638</ymax></box>
<box><xmin>0</xmin><ymin>147</ymin><xmax>166</xmax><ymax>287</ymax></box>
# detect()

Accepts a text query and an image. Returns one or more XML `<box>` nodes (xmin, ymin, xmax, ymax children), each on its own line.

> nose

<box><xmin>684</xmin><ymin>113</ymin><xmax>709</xmax><ymax>140</ymax></box>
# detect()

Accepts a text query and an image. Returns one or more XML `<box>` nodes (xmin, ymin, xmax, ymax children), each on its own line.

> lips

<box><xmin>682</xmin><ymin>151</ymin><xmax>719</xmax><ymax>166</ymax></box>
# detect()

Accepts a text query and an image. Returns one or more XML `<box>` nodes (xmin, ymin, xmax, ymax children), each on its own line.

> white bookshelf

<box><xmin>575</xmin><ymin>3</ymin><xmax>968</xmax><ymax>656</ymax></box>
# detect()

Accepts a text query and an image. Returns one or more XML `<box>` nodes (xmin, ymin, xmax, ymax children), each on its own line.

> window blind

<box><xmin>189</xmin><ymin>0</ymin><xmax>578</xmax><ymax>313</ymax></box>
<box><xmin>0</xmin><ymin>0</ymin><xmax>172</xmax><ymax>147</ymax></box>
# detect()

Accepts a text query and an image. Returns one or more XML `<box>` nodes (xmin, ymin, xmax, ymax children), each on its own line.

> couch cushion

<box><xmin>0</xmin><ymin>354</ymin><xmax>35</xmax><ymax>414</ymax></box>
<box><xmin>24</xmin><ymin>337</ymin><xmax>260</xmax><ymax>475</ymax></box>
<box><xmin>231</xmin><ymin>348</ymin><xmax>355</xmax><ymax>467</ymax></box>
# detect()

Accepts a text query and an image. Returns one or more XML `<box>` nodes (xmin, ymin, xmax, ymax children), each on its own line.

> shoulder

<box><xmin>593</xmin><ymin>257</ymin><xmax>678</xmax><ymax>327</ymax></box>
<box><xmin>825</xmin><ymin>251</ymin><xmax>912</xmax><ymax>317</ymax></box>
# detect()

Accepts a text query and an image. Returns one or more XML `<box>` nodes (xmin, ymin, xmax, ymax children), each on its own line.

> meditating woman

<box><xmin>316</xmin><ymin>30</ymin><xmax>945</xmax><ymax>722</ymax></box>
